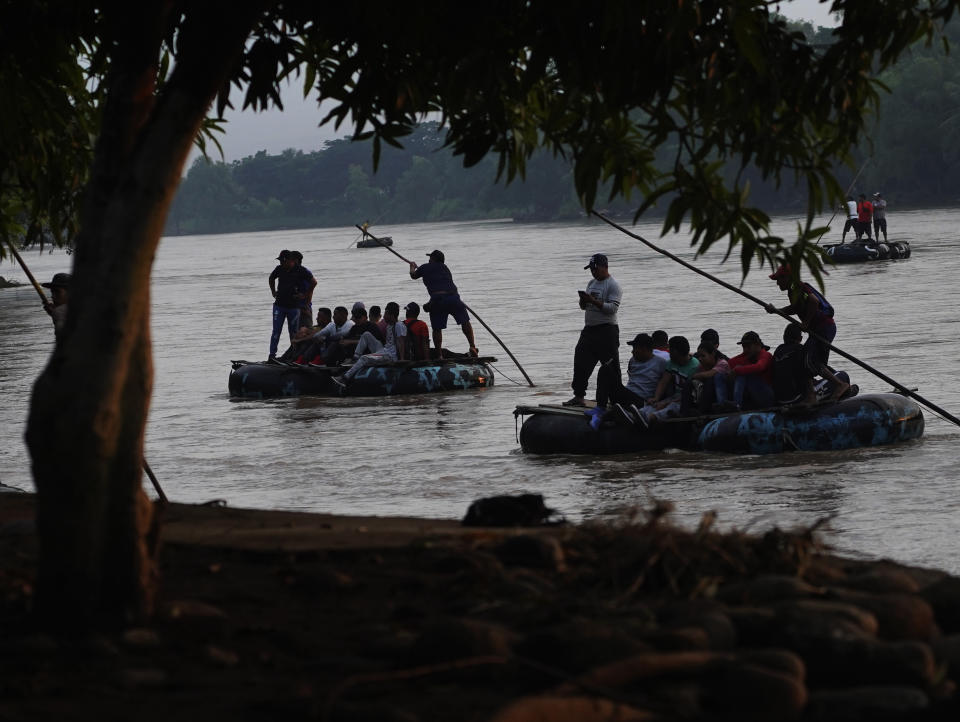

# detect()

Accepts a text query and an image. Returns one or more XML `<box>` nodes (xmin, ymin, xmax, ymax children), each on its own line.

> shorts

<box><xmin>805</xmin><ymin>320</ymin><xmax>836</xmax><ymax>375</ymax></box>
<box><xmin>428</xmin><ymin>294</ymin><xmax>470</xmax><ymax>330</ymax></box>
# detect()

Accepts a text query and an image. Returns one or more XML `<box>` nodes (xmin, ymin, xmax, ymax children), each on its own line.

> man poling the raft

<box><xmin>354</xmin><ymin>225</ymin><xmax>536</xmax><ymax>388</ymax></box>
<box><xmin>765</xmin><ymin>265</ymin><xmax>853</xmax><ymax>403</ymax></box>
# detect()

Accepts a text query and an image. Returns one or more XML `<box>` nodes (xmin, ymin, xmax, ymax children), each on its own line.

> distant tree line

<box><xmin>165</xmin><ymin>19</ymin><xmax>960</xmax><ymax>236</ymax></box>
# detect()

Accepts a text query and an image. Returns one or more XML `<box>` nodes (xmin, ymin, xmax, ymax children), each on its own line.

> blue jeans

<box><xmin>733</xmin><ymin>375</ymin><xmax>775</xmax><ymax>410</ymax></box>
<box><xmin>270</xmin><ymin>304</ymin><xmax>300</xmax><ymax>356</ymax></box>
<box><xmin>714</xmin><ymin>373</ymin><xmax>729</xmax><ymax>404</ymax></box>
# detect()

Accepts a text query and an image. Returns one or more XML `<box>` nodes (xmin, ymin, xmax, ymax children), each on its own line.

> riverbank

<box><xmin>2</xmin><ymin>493</ymin><xmax>960</xmax><ymax>721</ymax></box>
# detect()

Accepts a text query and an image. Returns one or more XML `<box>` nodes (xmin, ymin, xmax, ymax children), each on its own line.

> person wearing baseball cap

<box><xmin>267</xmin><ymin>249</ymin><xmax>316</xmax><ymax>361</ymax></box>
<box><xmin>402</xmin><ymin>302</ymin><xmax>431</xmax><ymax>360</ymax></box>
<box><xmin>766</xmin><ymin>265</ymin><xmax>851</xmax><ymax>402</ymax></box>
<box><xmin>872</xmin><ymin>192</ymin><xmax>888</xmax><ymax>242</ymax></box>
<box><xmin>595</xmin><ymin>332</ymin><xmax>668</xmax><ymax>425</ymax></box>
<box><xmin>726</xmin><ymin>331</ymin><xmax>775</xmax><ymax>411</ymax></box>
<box><xmin>41</xmin><ymin>272</ymin><xmax>71</xmax><ymax>339</ymax></box>
<box><xmin>408</xmin><ymin>250</ymin><xmax>477</xmax><ymax>357</ymax></box>
<box><xmin>563</xmin><ymin>253</ymin><xmax>622</xmax><ymax>409</ymax></box>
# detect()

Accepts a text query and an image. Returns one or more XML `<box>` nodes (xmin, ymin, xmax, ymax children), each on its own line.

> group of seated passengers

<box><xmin>591</xmin><ymin>326</ymin><xmax>852</xmax><ymax>429</ymax></box>
<box><xmin>276</xmin><ymin>300</ymin><xmax>431</xmax><ymax>376</ymax></box>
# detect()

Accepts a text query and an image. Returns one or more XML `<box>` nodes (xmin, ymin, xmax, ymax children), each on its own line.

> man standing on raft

<box><xmin>409</xmin><ymin>249</ymin><xmax>477</xmax><ymax>357</ymax></box>
<box><xmin>563</xmin><ymin>253</ymin><xmax>622</xmax><ymax>408</ymax></box>
<box><xmin>766</xmin><ymin>266</ymin><xmax>851</xmax><ymax>402</ymax></box>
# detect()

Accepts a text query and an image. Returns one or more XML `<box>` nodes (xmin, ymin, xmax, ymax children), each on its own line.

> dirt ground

<box><xmin>2</xmin><ymin>493</ymin><xmax>960</xmax><ymax>722</ymax></box>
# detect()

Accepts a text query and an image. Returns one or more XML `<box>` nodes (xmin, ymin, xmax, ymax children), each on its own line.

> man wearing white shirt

<box><xmin>291</xmin><ymin>306</ymin><xmax>354</xmax><ymax>365</ymax></box>
<box><xmin>339</xmin><ymin>302</ymin><xmax>407</xmax><ymax>385</ymax></box>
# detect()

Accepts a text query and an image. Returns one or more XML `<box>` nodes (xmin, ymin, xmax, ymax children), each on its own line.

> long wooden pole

<box><xmin>3</xmin><ymin>239</ymin><xmax>171</xmax><ymax>501</ymax></box>
<box><xmin>3</xmin><ymin>239</ymin><xmax>50</xmax><ymax>304</ymax></box>
<box><xmin>354</xmin><ymin>225</ymin><xmax>536</xmax><ymax>387</ymax></box>
<box><xmin>590</xmin><ymin>211</ymin><xmax>960</xmax><ymax>428</ymax></box>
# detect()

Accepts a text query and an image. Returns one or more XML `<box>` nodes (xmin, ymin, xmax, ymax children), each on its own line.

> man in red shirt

<box><xmin>856</xmin><ymin>193</ymin><xmax>874</xmax><ymax>242</ymax></box>
<box><xmin>727</xmin><ymin>331</ymin><xmax>775</xmax><ymax>410</ymax></box>
<box><xmin>402</xmin><ymin>302</ymin><xmax>432</xmax><ymax>361</ymax></box>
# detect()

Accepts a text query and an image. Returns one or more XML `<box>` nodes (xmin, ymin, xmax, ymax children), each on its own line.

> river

<box><xmin>2</xmin><ymin>210</ymin><xmax>958</xmax><ymax>571</ymax></box>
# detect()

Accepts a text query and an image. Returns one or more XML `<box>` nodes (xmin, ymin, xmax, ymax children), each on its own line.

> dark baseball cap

<box><xmin>276</xmin><ymin>249</ymin><xmax>291</xmax><ymax>261</ymax></box>
<box><xmin>738</xmin><ymin>331</ymin><xmax>765</xmax><ymax>346</ymax></box>
<box><xmin>626</xmin><ymin>333</ymin><xmax>653</xmax><ymax>349</ymax></box>
<box><xmin>41</xmin><ymin>272</ymin><xmax>71</xmax><ymax>289</ymax></box>
<box><xmin>427</xmin><ymin>249</ymin><xmax>445</xmax><ymax>263</ymax></box>
<box><xmin>584</xmin><ymin>253</ymin><xmax>608</xmax><ymax>269</ymax></box>
<box><xmin>404</xmin><ymin>301</ymin><xmax>420</xmax><ymax>315</ymax></box>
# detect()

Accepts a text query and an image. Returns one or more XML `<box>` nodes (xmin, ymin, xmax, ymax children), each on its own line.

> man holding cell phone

<box><xmin>563</xmin><ymin>253</ymin><xmax>622</xmax><ymax>409</ymax></box>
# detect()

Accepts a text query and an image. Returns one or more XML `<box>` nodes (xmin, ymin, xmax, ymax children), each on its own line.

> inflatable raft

<box><xmin>356</xmin><ymin>236</ymin><xmax>393</xmax><ymax>248</ymax></box>
<box><xmin>822</xmin><ymin>241</ymin><xmax>911</xmax><ymax>263</ymax></box>
<box><xmin>229</xmin><ymin>356</ymin><xmax>495</xmax><ymax>398</ymax></box>
<box><xmin>515</xmin><ymin>393</ymin><xmax>924</xmax><ymax>455</ymax></box>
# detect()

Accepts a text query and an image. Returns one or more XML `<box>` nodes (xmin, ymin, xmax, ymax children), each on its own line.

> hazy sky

<box><xmin>202</xmin><ymin>1</ymin><xmax>841</xmax><ymax>164</ymax></box>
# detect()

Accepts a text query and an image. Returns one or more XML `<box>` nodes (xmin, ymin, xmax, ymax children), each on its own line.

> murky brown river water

<box><xmin>2</xmin><ymin>210</ymin><xmax>959</xmax><ymax>570</ymax></box>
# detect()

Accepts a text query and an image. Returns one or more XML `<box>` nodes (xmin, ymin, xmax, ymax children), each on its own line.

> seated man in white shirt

<box><xmin>294</xmin><ymin>306</ymin><xmax>354</xmax><ymax>365</ymax></box>
<box><xmin>338</xmin><ymin>301</ymin><xmax>407</xmax><ymax>385</ymax></box>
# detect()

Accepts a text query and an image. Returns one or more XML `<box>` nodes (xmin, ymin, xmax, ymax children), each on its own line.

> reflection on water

<box><xmin>2</xmin><ymin>211</ymin><xmax>960</xmax><ymax>571</ymax></box>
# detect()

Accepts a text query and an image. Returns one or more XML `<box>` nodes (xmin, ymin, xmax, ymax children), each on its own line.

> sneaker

<box><xmin>589</xmin><ymin>409</ymin><xmax>606</xmax><ymax>431</ymax></box>
<box><xmin>266</xmin><ymin>356</ymin><xmax>280</xmax><ymax>365</ymax></box>
<box><xmin>562</xmin><ymin>396</ymin><xmax>587</xmax><ymax>407</ymax></box>
<box><xmin>635</xmin><ymin>410</ymin><xmax>649</xmax><ymax>429</ymax></box>
<box><xmin>307</xmin><ymin>362</ymin><xmax>326</xmax><ymax>368</ymax></box>
<box><xmin>331</xmin><ymin>376</ymin><xmax>348</xmax><ymax>389</ymax></box>
<box><xmin>838</xmin><ymin>383</ymin><xmax>859</xmax><ymax>401</ymax></box>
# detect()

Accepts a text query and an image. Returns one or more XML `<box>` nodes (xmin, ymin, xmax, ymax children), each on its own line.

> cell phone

<box><xmin>578</xmin><ymin>290</ymin><xmax>589</xmax><ymax>297</ymax></box>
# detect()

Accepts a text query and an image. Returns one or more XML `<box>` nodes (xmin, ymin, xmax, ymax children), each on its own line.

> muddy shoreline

<box><xmin>2</xmin><ymin>493</ymin><xmax>960</xmax><ymax>721</ymax></box>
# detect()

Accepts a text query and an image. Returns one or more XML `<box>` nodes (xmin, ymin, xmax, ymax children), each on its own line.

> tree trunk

<box><xmin>24</xmin><ymin>3</ymin><xmax>263</xmax><ymax>631</ymax></box>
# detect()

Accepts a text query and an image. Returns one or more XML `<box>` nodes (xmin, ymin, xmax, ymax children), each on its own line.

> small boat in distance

<box><xmin>822</xmin><ymin>240</ymin><xmax>911</xmax><ymax>263</ymax></box>
<box><xmin>356</xmin><ymin>236</ymin><xmax>393</xmax><ymax>248</ymax></box>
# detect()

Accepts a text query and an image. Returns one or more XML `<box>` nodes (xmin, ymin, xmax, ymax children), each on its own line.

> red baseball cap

<box><xmin>769</xmin><ymin>265</ymin><xmax>791</xmax><ymax>281</ymax></box>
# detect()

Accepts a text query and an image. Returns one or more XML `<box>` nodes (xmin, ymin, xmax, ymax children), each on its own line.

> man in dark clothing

<box><xmin>409</xmin><ymin>249</ymin><xmax>477</xmax><ymax>357</ymax></box>
<box><xmin>766</xmin><ymin>265</ymin><xmax>850</xmax><ymax>402</ymax></box>
<box><xmin>41</xmin><ymin>272</ymin><xmax>71</xmax><ymax>340</ymax></box>
<box><xmin>772</xmin><ymin>324</ymin><xmax>806</xmax><ymax>405</ymax></box>
<box><xmin>287</xmin><ymin>251</ymin><xmax>316</xmax><ymax>328</ymax></box>
<box><xmin>268</xmin><ymin>249</ymin><xmax>316</xmax><ymax>360</ymax></box>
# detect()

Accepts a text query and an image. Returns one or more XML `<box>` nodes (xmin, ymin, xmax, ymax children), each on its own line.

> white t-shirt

<box><xmin>314</xmin><ymin>319</ymin><xmax>354</xmax><ymax>342</ymax></box>
<box><xmin>383</xmin><ymin>320</ymin><xmax>407</xmax><ymax>357</ymax></box>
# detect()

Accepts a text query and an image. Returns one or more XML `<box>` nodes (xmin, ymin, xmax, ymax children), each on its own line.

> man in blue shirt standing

<box><xmin>409</xmin><ymin>249</ymin><xmax>477</xmax><ymax>358</ymax></box>
<box><xmin>268</xmin><ymin>249</ymin><xmax>316</xmax><ymax>361</ymax></box>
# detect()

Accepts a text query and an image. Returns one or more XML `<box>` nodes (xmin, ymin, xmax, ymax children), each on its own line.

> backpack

<box><xmin>802</xmin><ymin>283</ymin><xmax>834</xmax><ymax>319</ymax></box>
